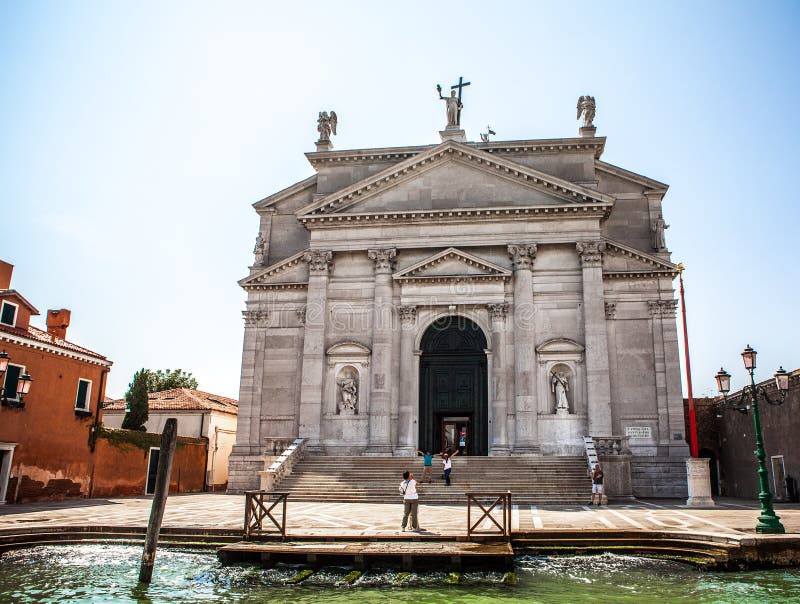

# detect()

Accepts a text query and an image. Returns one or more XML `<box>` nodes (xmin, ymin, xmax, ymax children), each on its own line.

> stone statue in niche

<box><xmin>253</xmin><ymin>234</ymin><xmax>265</xmax><ymax>266</ymax></box>
<box><xmin>551</xmin><ymin>370</ymin><xmax>571</xmax><ymax>415</ymax></box>
<box><xmin>652</xmin><ymin>217</ymin><xmax>669</xmax><ymax>251</ymax></box>
<box><xmin>337</xmin><ymin>375</ymin><xmax>358</xmax><ymax>414</ymax></box>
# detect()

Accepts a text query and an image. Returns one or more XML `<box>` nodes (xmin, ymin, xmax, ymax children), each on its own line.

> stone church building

<box><xmin>228</xmin><ymin>103</ymin><xmax>689</xmax><ymax>494</ymax></box>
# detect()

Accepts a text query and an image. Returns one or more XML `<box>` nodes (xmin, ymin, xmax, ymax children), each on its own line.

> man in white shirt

<box><xmin>399</xmin><ymin>470</ymin><xmax>420</xmax><ymax>532</ymax></box>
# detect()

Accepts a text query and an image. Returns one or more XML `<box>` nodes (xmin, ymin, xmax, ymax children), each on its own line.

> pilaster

<box><xmin>297</xmin><ymin>250</ymin><xmax>332</xmax><ymax>451</ymax></box>
<box><xmin>488</xmin><ymin>303</ymin><xmax>510</xmax><ymax>455</ymax></box>
<box><xmin>233</xmin><ymin>309</ymin><xmax>270</xmax><ymax>456</ymax></box>
<box><xmin>396</xmin><ymin>305</ymin><xmax>418</xmax><ymax>455</ymax></box>
<box><xmin>367</xmin><ymin>248</ymin><xmax>397</xmax><ymax>454</ymax></box>
<box><xmin>507</xmin><ymin>243</ymin><xmax>539</xmax><ymax>453</ymax></box>
<box><xmin>576</xmin><ymin>241</ymin><xmax>613</xmax><ymax>436</ymax></box>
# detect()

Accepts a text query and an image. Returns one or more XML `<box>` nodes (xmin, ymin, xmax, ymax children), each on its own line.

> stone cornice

<box><xmin>603</xmin><ymin>270</ymin><xmax>677</xmax><ymax>280</ymax></box>
<box><xmin>297</xmin><ymin>140</ymin><xmax>614</xmax><ymax>217</ymax></box>
<box><xmin>394</xmin><ymin>247</ymin><xmax>511</xmax><ymax>280</ymax></box>
<box><xmin>603</xmin><ymin>239</ymin><xmax>678</xmax><ymax>272</ymax></box>
<box><xmin>595</xmin><ymin>161</ymin><xmax>668</xmax><ymax>193</ymax></box>
<box><xmin>252</xmin><ymin>174</ymin><xmax>317</xmax><ymax>211</ymax></box>
<box><xmin>300</xmin><ymin>203</ymin><xmax>611</xmax><ymax>228</ymax></box>
<box><xmin>304</xmin><ymin>137</ymin><xmax>607</xmax><ymax>168</ymax></box>
<box><xmin>239</xmin><ymin>250</ymin><xmax>307</xmax><ymax>287</ymax></box>
<box><xmin>242</xmin><ymin>282</ymin><xmax>308</xmax><ymax>291</ymax></box>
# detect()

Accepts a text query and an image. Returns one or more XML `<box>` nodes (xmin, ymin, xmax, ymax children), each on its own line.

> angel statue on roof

<box><xmin>317</xmin><ymin>110</ymin><xmax>338</xmax><ymax>143</ymax></box>
<box><xmin>577</xmin><ymin>95</ymin><xmax>596</xmax><ymax>128</ymax></box>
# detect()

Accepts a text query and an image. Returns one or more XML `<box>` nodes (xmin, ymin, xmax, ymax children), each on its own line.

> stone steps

<box><xmin>277</xmin><ymin>455</ymin><xmax>592</xmax><ymax>504</ymax></box>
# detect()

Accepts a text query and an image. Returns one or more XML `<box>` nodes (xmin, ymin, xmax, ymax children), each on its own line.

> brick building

<box><xmin>0</xmin><ymin>260</ymin><xmax>113</xmax><ymax>503</ymax></box>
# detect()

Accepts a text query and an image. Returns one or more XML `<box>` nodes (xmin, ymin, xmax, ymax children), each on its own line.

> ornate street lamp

<box><xmin>715</xmin><ymin>345</ymin><xmax>788</xmax><ymax>534</ymax></box>
<box><xmin>0</xmin><ymin>350</ymin><xmax>33</xmax><ymax>408</ymax></box>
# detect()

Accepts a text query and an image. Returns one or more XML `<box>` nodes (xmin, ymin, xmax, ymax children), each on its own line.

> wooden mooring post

<box><xmin>138</xmin><ymin>417</ymin><xmax>178</xmax><ymax>583</ymax></box>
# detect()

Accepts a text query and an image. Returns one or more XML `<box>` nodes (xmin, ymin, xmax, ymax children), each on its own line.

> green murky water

<box><xmin>0</xmin><ymin>544</ymin><xmax>799</xmax><ymax>603</ymax></box>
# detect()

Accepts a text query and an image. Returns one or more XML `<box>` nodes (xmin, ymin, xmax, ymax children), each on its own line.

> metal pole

<box><xmin>678</xmin><ymin>266</ymin><xmax>698</xmax><ymax>457</ymax></box>
<box><xmin>139</xmin><ymin>418</ymin><xmax>178</xmax><ymax>583</ymax></box>
<box><xmin>748</xmin><ymin>371</ymin><xmax>785</xmax><ymax>533</ymax></box>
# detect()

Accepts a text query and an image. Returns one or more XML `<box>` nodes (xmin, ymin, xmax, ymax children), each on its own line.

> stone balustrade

<box><xmin>259</xmin><ymin>438</ymin><xmax>305</xmax><ymax>492</ymax></box>
<box><xmin>593</xmin><ymin>436</ymin><xmax>631</xmax><ymax>456</ymax></box>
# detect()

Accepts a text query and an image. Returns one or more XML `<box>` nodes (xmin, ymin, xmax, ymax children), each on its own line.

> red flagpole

<box><xmin>678</xmin><ymin>263</ymin><xmax>698</xmax><ymax>458</ymax></box>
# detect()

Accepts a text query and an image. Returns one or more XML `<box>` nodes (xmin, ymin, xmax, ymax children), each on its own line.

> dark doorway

<box><xmin>699</xmin><ymin>448</ymin><xmax>720</xmax><ymax>496</ymax></box>
<box><xmin>419</xmin><ymin>316</ymin><xmax>488</xmax><ymax>456</ymax></box>
<box><xmin>146</xmin><ymin>448</ymin><xmax>160</xmax><ymax>495</ymax></box>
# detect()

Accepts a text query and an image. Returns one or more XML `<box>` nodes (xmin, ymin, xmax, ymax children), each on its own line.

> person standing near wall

<box><xmin>590</xmin><ymin>463</ymin><xmax>604</xmax><ymax>506</ymax></box>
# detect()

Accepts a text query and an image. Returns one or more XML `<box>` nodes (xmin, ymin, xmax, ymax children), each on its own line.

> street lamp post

<box><xmin>714</xmin><ymin>345</ymin><xmax>788</xmax><ymax>534</ymax></box>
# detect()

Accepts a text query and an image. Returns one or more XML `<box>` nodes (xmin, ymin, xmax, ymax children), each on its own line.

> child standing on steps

<box><xmin>440</xmin><ymin>449</ymin><xmax>459</xmax><ymax>486</ymax></box>
<box><xmin>416</xmin><ymin>449</ymin><xmax>434</xmax><ymax>484</ymax></box>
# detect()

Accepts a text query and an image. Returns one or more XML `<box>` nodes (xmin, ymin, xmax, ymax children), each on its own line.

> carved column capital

<box><xmin>302</xmin><ymin>249</ymin><xmax>333</xmax><ymax>275</ymax></box>
<box><xmin>648</xmin><ymin>299</ymin><xmax>678</xmax><ymax>317</ymax></box>
<box><xmin>398</xmin><ymin>305</ymin><xmax>417</xmax><ymax>326</ymax></box>
<box><xmin>604</xmin><ymin>302</ymin><xmax>617</xmax><ymax>320</ymax></box>
<box><xmin>488</xmin><ymin>303</ymin><xmax>509</xmax><ymax>323</ymax></box>
<box><xmin>367</xmin><ymin>248</ymin><xmax>397</xmax><ymax>272</ymax></box>
<box><xmin>242</xmin><ymin>309</ymin><xmax>269</xmax><ymax>327</ymax></box>
<box><xmin>507</xmin><ymin>243</ymin><xmax>537</xmax><ymax>270</ymax></box>
<box><xmin>296</xmin><ymin>307</ymin><xmax>306</xmax><ymax>324</ymax></box>
<box><xmin>576</xmin><ymin>241</ymin><xmax>606</xmax><ymax>266</ymax></box>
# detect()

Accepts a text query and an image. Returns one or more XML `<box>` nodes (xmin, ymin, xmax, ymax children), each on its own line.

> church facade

<box><xmin>228</xmin><ymin>108</ymin><xmax>689</xmax><ymax>492</ymax></box>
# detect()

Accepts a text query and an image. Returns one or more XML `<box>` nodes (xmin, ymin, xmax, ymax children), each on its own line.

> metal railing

<box><xmin>466</xmin><ymin>491</ymin><xmax>512</xmax><ymax>539</ymax></box>
<box><xmin>244</xmin><ymin>490</ymin><xmax>288</xmax><ymax>540</ymax></box>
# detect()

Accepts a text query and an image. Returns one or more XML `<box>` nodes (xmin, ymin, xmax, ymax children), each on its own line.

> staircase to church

<box><xmin>277</xmin><ymin>456</ymin><xmax>591</xmax><ymax>504</ymax></box>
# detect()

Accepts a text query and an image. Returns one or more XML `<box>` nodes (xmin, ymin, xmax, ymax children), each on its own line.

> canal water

<box><xmin>0</xmin><ymin>544</ymin><xmax>799</xmax><ymax>603</ymax></box>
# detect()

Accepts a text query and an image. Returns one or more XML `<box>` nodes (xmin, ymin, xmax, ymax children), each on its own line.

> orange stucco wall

<box><xmin>91</xmin><ymin>435</ymin><xmax>208</xmax><ymax>497</ymax></box>
<box><xmin>0</xmin><ymin>341</ymin><xmax>109</xmax><ymax>503</ymax></box>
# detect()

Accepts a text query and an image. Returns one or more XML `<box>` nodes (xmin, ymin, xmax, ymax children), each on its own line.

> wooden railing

<box><xmin>244</xmin><ymin>490</ymin><xmax>288</xmax><ymax>540</ymax></box>
<box><xmin>466</xmin><ymin>491</ymin><xmax>512</xmax><ymax>539</ymax></box>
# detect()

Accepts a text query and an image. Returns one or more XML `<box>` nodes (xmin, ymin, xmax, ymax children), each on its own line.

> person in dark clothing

<box><xmin>590</xmin><ymin>463</ymin><xmax>604</xmax><ymax>506</ymax></box>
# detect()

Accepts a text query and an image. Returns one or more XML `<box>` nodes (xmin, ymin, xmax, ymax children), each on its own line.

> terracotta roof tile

<box><xmin>104</xmin><ymin>388</ymin><xmax>238</xmax><ymax>415</ymax></box>
<box><xmin>0</xmin><ymin>323</ymin><xmax>109</xmax><ymax>361</ymax></box>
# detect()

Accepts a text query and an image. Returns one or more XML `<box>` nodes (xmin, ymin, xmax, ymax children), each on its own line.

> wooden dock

<box><xmin>217</xmin><ymin>537</ymin><xmax>514</xmax><ymax>570</ymax></box>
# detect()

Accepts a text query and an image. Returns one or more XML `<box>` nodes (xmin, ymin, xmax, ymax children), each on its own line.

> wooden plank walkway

<box><xmin>217</xmin><ymin>538</ymin><xmax>514</xmax><ymax>570</ymax></box>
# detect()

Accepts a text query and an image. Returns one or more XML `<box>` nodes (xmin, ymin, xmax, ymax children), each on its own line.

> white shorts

<box><xmin>592</xmin><ymin>483</ymin><xmax>604</xmax><ymax>494</ymax></box>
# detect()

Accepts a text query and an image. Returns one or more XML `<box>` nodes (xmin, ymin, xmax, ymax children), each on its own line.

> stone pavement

<box><xmin>1</xmin><ymin>494</ymin><xmax>799</xmax><ymax>538</ymax></box>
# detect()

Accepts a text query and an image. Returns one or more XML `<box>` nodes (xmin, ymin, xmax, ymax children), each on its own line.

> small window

<box><xmin>75</xmin><ymin>379</ymin><xmax>92</xmax><ymax>411</ymax></box>
<box><xmin>0</xmin><ymin>302</ymin><xmax>18</xmax><ymax>327</ymax></box>
<box><xmin>2</xmin><ymin>364</ymin><xmax>22</xmax><ymax>400</ymax></box>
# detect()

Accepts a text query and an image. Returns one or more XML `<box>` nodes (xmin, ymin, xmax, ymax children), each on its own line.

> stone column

<box><xmin>297</xmin><ymin>250</ymin><xmax>332</xmax><ymax>452</ymax></box>
<box><xmin>507</xmin><ymin>244</ymin><xmax>539</xmax><ymax>453</ymax></box>
<box><xmin>649</xmin><ymin>300</ymin><xmax>670</xmax><ymax>449</ymax></box>
<box><xmin>396</xmin><ymin>305</ymin><xmax>417</xmax><ymax>455</ymax></box>
<box><xmin>488</xmin><ymin>303</ymin><xmax>510</xmax><ymax>455</ymax></box>
<box><xmin>367</xmin><ymin>248</ymin><xmax>397</xmax><ymax>455</ymax></box>
<box><xmin>576</xmin><ymin>241</ymin><xmax>613</xmax><ymax>436</ymax></box>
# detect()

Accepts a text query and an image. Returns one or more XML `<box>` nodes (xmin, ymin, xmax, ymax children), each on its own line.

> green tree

<box><xmin>121</xmin><ymin>368</ymin><xmax>150</xmax><ymax>431</ymax></box>
<box><xmin>146</xmin><ymin>368</ymin><xmax>198</xmax><ymax>392</ymax></box>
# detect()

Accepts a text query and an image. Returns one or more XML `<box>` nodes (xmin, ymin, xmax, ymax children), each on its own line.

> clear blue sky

<box><xmin>1</xmin><ymin>1</ymin><xmax>798</xmax><ymax>399</ymax></box>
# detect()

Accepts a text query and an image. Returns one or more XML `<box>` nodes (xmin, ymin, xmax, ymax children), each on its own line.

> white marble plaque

<box><xmin>625</xmin><ymin>426</ymin><xmax>652</xmax><ymax>439</ymax></box>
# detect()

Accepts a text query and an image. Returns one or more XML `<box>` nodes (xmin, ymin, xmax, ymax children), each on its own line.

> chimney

<box><xmin>47</xmin><ymin>309</ymin><xmax>71</xmax><ymax>340</ymax></box>
<box><xmin>0</xmin><ymin>261</ymin><xmax>13</xmax><ymax>290</ymax></box>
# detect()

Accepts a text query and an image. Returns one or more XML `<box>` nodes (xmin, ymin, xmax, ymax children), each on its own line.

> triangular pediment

<box><xmin>239</xmin><ymin>250</ymin><xmax>309</xmax><ymax>289</ymax></box>
<box><xmin>603</xmin><ymin>240</ymin><xmax>678</xmax><ymax>279</ymax></box>
<box><xmin>394</xmin><ymin>248</ymin><xmax>511</xmax><ymax>282</ymax></box>
<box><xmin>297</xmin><ymin>140</ymin><xmax>613</xmax><ymax>218</ymax></box>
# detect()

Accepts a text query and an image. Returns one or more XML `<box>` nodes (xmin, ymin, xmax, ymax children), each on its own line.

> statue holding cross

<box><xmin>437</xmin><ymin>76</ymin><xmax>470</xmax><ymax>128</ymax></box>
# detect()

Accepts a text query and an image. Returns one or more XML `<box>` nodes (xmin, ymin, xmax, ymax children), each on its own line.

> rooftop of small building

<box><xmin>104</xmin><ymin>388</ymin><xmax>239</xmax><ymax>415</ymax></box>
<box><xmin>0</xmin><ymin>322</ymin><xmax>110</xmax><ymax>363</ymax></box>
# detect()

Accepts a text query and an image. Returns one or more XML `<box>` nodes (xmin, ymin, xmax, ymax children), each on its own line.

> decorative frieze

<box><xmin>488</xmin><ymin>303</ymin><xmax>509</xmax><ymax>322</ymax></box>
<box><xmin>242</xmin><ymin>310</ymin><xmax>269</xmax><ymax>327</ymax></box>
<box><xmin>367</xmin><ymin>248</ymin><xmax>397</xmax><ymax>271</ymax></box>
<box><xmin>507</xmin><ymin>243</ymin><xmax>537</xmax><ymax>270</ymax></box>
<box><xmin>576</xmin><ymin>241</ymin><xmax>605</xmax><ymax>266</ymax></box>
<box><xmin>604</xmin><ymin>302</ymin><xmax>617</xmax><ymax>320</ymax></box>
<box><xmin>302</xmin><ymin>249</ymin><xmax>333</xmax><ymax>274</ymax></box>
